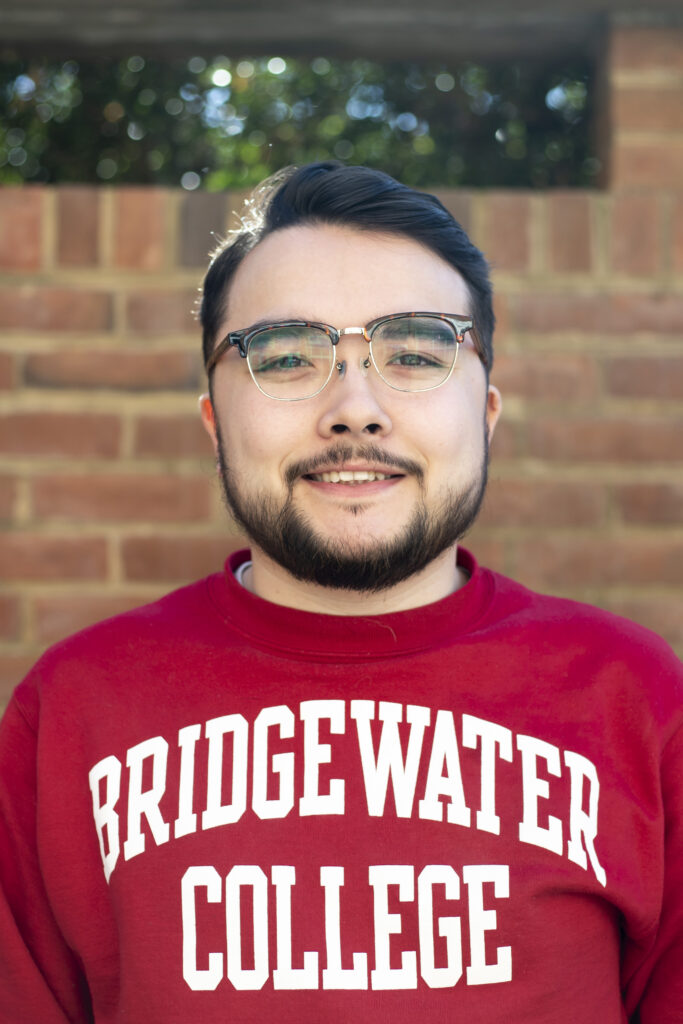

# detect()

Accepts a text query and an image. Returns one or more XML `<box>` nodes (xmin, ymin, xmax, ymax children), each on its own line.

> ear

<box><xmin>485</xmin><ymin>384</ymin><xmax>502</xmax><ymax>444</ymax></box>
<box><xmin>199</xmin><ymin>393</ymin><xmax>219</xmax><ymax>454</ymax></box>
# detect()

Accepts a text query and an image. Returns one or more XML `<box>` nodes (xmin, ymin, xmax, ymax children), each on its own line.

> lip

<box><xmin>303</xmin><ymin>475</ymin><xmax>404</xmax><ymax>496</ymax></box>
<box><xmin>302</xmin><ymin>462</ymin><xmax>406</xmax><ymax>479</ymax></box>
<box><xmin>301</xmin><ymin>464</ymin><xmax>405</xmax><ymax>495</ymax></box>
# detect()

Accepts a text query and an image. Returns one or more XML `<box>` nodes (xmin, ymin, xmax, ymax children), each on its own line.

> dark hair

<box><xmin>200</xmin><ymin>161</ymin><xmax>494</xmax><ymax>375</ymax></box>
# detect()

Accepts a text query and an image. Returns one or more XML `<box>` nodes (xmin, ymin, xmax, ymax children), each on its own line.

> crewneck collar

<box><xmin>206</xmin><ymin>547</ymin><xmax>495</xmax><ymax>660</ymax></box>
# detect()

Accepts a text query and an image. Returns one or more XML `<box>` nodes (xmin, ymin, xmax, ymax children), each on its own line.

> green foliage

<box><xmin>0</xmin><ymin>52</ymin><xmax>598</xmax><ymax>188</ymax></box>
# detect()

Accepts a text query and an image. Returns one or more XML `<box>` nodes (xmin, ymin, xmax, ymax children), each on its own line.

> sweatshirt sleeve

<box><xmin>0</xmin><ymin>694</ymin><xmax>92</xmax><ymax>1023</ymax></box>
<box><xmin>624</xmin><ymin>722</ymin><xmax>683</xmax><ymax>1023</ymax></box>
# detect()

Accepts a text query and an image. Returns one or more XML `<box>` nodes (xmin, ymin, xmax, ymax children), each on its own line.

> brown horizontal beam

<box><xmin>0</xmin><ymin>7</ymin><xmax>621</xmax><ymax>61</ymax></box>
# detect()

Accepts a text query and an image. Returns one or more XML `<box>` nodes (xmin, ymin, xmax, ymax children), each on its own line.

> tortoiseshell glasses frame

<box><xmin>205</xmin><ymin>311</ymin><xmax>484</xmax><ymax>401</ymax></box>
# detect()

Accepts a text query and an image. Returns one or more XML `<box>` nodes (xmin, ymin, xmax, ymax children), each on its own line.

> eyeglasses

<box><xmin>205</xmin><ymin>311</ymin><xmax>481</xmax><ymax>401</ymax></box>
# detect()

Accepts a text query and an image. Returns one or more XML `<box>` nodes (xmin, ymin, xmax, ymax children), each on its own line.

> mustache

<box><xmin>285</xmin><ymin>444</ymin><xmax>424</xmax><ymax>487</ymax></box>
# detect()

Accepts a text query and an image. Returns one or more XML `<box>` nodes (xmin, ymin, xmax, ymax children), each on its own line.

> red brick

<box><xmin>512</xmin><ymin>292</ymin><xmax>683</xmax><ymax>334</ymax></box>
<box><xmin>113</xmin><ymin>189</ymin><xmax>168</xmax><ymax>271</ymax></box>
<box><xmin>482</xmin><ymin>193</ymin><xmax>531</xmax><ymax>271</ymax></box>
<box><xmin>0</xmin><ymin>595</ymin><xmax>21</xmax><ymax>641</ymax></box>
<box><xmin>492</xmin><ymin>353</ymin><xmax>598</xmax><ymax>401</ymax></box>
<box><xmin>126</xmin><ymin>290</ymin><xmax>197</xmax><ymax>334</ymax></box>
<box><xmin>526</xmin><ymin>417</ymin><xmax>682</xmax><ymax>462</ymax></box>
<box><xmin>0</xmin><ymin>656</ymin><xmax>37</xmax><ymax>707</ymax></box>
<box><xmin>0</xmin><ymin>188</ymin><xmax>43</xmax><ymax>270</ymax></box>
<box><xmin>434</xmin><ymin>190</ymin><xmax>472</xmax><ymax>234</ymax></box>
<box><xmin>611</xmin><ymin>27</ymin><xmax>683</xmax><ymax>73</ymax></box>
<box><xmin>672</xmin><ymin>195</ymin><xmax>683</xmax><ymax>273</ymax></box>
<box><xmin>609</xmin><ymin>194</ymin><xmax>659</xmax><ymax>275</ymax></box>
<box><xmin>479</xmin><ymin>479</ymin><xmax>604</xmax><ymax>528</ymax></box>
<box><xmin>24</xmin><ymin>350</ymin><xmax>200</xmax><ymax>391</ymax></box>
<box><xmin>0</xmin><ymin>352</ymin><xmax>15</xmax><ymax>390</ymax></box>
<box><xmin>133</xmin><ymin>415</ymin><xmax>212</xmax><ymax>457</ymax></box>
<box><xmin>602</xmin><ymin>594</ymin><xmax>683</xmax><ymax>651</ymax></box>
<box><xmin>32</xmin><ymin>593</ymin><xmax>161</xmax><ymax>645</ymax></box>
<box><xmin>0</xmin><ymin>286</ymin><xmax>112</xmax><ymax>331</ymax></box>
<box><xmin>57</xmin><ymin>186</ymin><xmax>100</xmax><ymax>266</ymax></box>
<box><xmin>0</xmin><ymin>475</ymin><xmax>17</xmax><ymax>519</ymax></box>
<box><xmin>488</xmin><ymin>419</ymin><xmax>519</xmax><ymax>460</ymax></box>
<box><xmin>547</xmin><ymin>193</ymin><xmax>592</xmax><ymax>272</ymax></box>
<box><xmin>0</xmin><ymin>535</ymin><xmax>107</xmax><ymax>580</ymax></box>
<box><xmin>32</xmin><ymin>474</ymin><xmax>211</xmax><ymax>522</ymax></box>
<box><xmin>513</xmin><ymin>537</ymin><xmax>683</xmax><ymax>588</ymax></box>
<box><xmin>611</xmin><ymin>141</ymin><xmax>683</xmax><ymax>191</ymax></box>
<box><xmin>614</xmin><ymin>483</ymin><xmax>683</xmax><ymax>525</ymax></box>
<box><xmin>459</xmin><ymin>535</ymin><xmax>505</xmax><ymax>573</ymax></box>
<box><xmin>180</xmin><ymin>192</ymin><xmax>229</xmax><ymax>268</ymax></box>
<box><xmin>0</xmin><ymin>413</ymin><xmax>121</xmax><ymax>458</ymax></box>
<box><xmin>492</xmin><ymin>293</ymin><xmax>510</xmax><ymax>343</ymax></box>
<box><xmin>613</xmin><ymin>87</ymin><xmax>683</xmax><ymax>135</ymax></box>
<box><xmin>604</xmin><ymin>357</ymin><xmax>683</xmax><ymax>399</ymax></box>
<box><xmin>122</xmin><ymin>535</ymin><xmax>244</xmax><ymax>582</ymax></box>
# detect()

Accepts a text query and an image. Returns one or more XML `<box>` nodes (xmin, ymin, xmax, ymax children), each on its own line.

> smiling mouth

<box><xmin>306</xmin><ymin>470</ymin><xmax>402</xmax><ymax>484</ymax></box>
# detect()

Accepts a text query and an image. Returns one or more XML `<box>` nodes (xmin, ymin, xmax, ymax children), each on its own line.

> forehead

<box><xmin>223</xmin><ymin>222</ymin><xmax>471</xmax><ymax>329</ymax></box>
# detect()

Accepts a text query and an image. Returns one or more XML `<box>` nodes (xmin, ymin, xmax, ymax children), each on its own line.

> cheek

<box><xmin>420</xmin><ymin>394</ymin><xmax>487</xmax><ymax>469</ymax></box>
<box><xmin>430</xmin><ymin>389</ymin><xmax>480</xmax><ymax>436</ymax></box>
<box><xmin>218</xmin><ymin>392</ymin><xmax>303</xmax><ymax>474</ymax></box>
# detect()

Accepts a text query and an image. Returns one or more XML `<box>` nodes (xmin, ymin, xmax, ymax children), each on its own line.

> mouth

<box><xmin>305</xmin><ymin>469</ymin><xmax>402</xmax><ymax>485</ymax></box>
<box><xmin>286</xmin><ymin>444</ymin><xmax>421</xmax><ymax>491</ymax></box>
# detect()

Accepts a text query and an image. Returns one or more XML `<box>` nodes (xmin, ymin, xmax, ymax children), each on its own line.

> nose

<box><xmin>317</xmin><ymin>338</ymin><xmax>392</xmax><ymax>438</ymax></box>
<box><xmin>333</xmin><ymin>355</ymin><xmax>371</xmax><ymax>380</ymax></box>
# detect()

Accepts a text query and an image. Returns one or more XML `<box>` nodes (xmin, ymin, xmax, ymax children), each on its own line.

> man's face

<box><xmin>202</xmin><ymin>223</ymin><xmax>501</xmax><ymax>592</ymax></box>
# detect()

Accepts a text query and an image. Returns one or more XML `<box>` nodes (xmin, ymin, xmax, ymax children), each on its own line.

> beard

<box><xmin>214</xmin><ymin>425</ymin><xmax>489</xmax><ymax>594</ymax></box>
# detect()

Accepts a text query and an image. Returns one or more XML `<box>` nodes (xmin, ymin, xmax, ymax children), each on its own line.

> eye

<box><xmin>246</xmin><ymin>324</ymin><xmax>334</xmax><ymax>399</ymax></box>
<box><xmin>254</xmin><ymin>351</ymin><xmax>314</xmax><ymax>373</ymax></box>
<box><xmin>370</xmin><ymin>315</ymin><xmax>460</xmax><ymax>390</ymax></box>
<box><xmin>385</xmin><ymin>350</ymin><xmax>445</xmax><ymax>368</ymax></box>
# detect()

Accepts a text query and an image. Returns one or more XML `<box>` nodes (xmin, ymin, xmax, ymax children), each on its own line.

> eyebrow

<box><xmin>230</xmin><ymin>315</ymin><xmax>310</xmax><ymax>334</ymax></box>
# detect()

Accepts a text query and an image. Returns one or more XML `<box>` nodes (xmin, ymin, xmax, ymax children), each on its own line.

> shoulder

<box><xmin>10</xmin><ymin>574</ymin><xmax>225</xmax><ymax>720</ymax></box>
<box><xmin>482</xmin><ymin>567</ymin><xmax>682</xmax><ymax>723</ymax></box>
<box><xmin>486</xmin><ymin>566</ymin><xmax>677</xmax><ymax>654</ymax></box>
<box><xmin>50</xmin><ymin>573</ymin><xmax>219</xmax><ymax>650</ymax></box>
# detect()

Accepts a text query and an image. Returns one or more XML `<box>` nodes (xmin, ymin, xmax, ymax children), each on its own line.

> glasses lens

<box><xmin>247</xmin><ymin>326</ymin><xmax>333</xmax><ymax>399</ymax></box>
<box><xmin>370</xmin><ymin>316</ymin><xmax>459</xmax><ymax>391</ymax></box>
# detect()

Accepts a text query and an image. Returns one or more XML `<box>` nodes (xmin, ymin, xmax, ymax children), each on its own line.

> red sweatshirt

<box><xmin>0</xmin><ymin>548</ymin><xmax>681</xmax><ymax>1023</ymax></box>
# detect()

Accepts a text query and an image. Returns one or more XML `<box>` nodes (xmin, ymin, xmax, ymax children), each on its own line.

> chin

<box><xmin>215</xmin><ymin>424</ymin><xmax>489</xmax><ymax>593</ymax></box>
<box><xmin>221</xmin><ymin>477</ymin><xmax>486</xmax><ymax>594</ymax></box>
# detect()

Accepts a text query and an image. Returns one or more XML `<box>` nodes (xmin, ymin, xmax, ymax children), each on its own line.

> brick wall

<box><xmin>1</xmin><ymin>24</ymin><xmax>682</xmax><ymax>704</ymax></box>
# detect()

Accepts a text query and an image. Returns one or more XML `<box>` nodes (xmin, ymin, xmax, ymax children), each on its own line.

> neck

<box><xmin>242</xmin><ymin>544</ymin><xmax>466</xmax><ymax>615</ymax></box>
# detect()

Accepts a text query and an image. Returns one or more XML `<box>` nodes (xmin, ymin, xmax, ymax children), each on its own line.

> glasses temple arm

<box><xmin>205</xmin><ymin>333</ymin><xmax>247</xmax><ymax>374</ymax></box>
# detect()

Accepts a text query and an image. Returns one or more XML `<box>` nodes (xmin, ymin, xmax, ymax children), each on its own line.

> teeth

<box><xmin>312</xmin><ymin>470</ymin><xmax>393</xmax><ymax>483</ymax></box>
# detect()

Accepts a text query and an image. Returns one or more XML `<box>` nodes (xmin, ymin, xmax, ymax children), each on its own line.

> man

<box><xmin>0</xmin><ymin>162</ymin><xmax>681</xmax><ymax>1023</ymax></box>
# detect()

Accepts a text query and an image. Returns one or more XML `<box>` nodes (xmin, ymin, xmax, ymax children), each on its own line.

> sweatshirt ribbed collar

<box><xmin>206</xmin><ymin>547</ymin><xmax>495</xmax><ymax>660</ymax></box>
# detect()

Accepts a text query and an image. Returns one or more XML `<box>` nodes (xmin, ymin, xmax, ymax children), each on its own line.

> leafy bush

<box><xmin>0</xmin><ymin>52</ymin><xmax>598</xmax><ymax>188</ymax></box>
